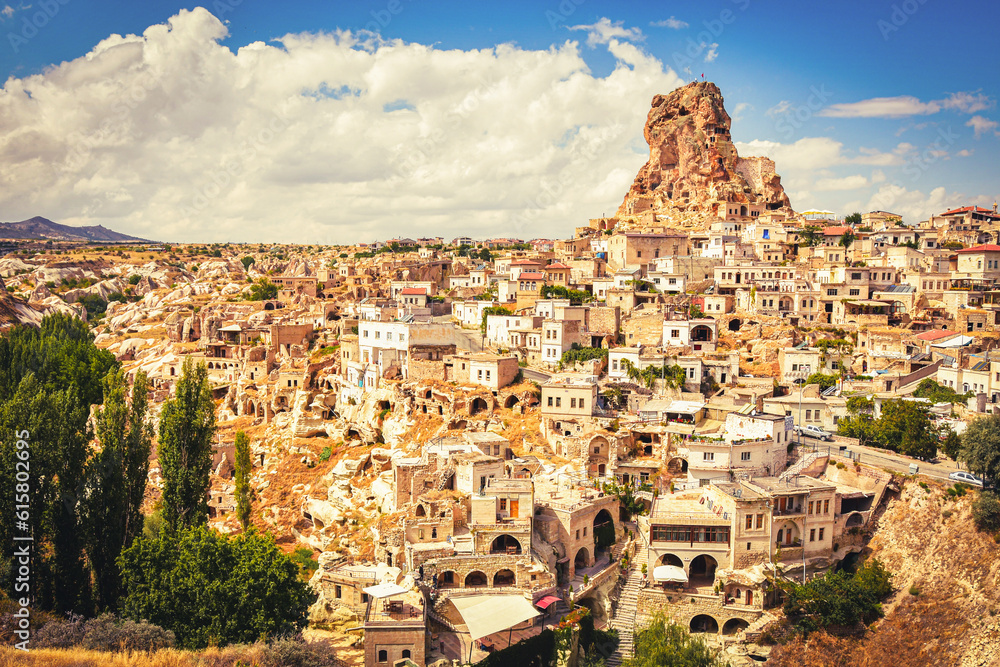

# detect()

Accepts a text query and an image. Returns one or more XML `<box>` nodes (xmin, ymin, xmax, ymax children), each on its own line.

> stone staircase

<box><xmin>744</xmin><ymin>610</ymin><xmax>778</xmax><ymax>641</ymax></box>
<box><xmin>780</xmin><ymin>450</ymin><xmax>822</xmax><ymax>480</ymax></box>
<box><xmin>606</xmin><ymin>540</ymin><xmax>647</xmax><ymax>667</ymax></box>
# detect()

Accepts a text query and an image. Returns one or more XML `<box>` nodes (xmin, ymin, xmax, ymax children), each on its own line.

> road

<box><xmin>796</xmin><ymin>437</ymin><xmax>965</xmax><ymax>484</ymax></box>
<box><xmin>522</xmin><ymin>368</ymin><xmax>552</xmax><ymax>383</ymax></box>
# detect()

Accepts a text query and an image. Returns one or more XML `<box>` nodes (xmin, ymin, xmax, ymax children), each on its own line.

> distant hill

<box><xmin>0</xmin><ymin>216</ymin><xmax>153</xmax><ymax>243</ymax></box>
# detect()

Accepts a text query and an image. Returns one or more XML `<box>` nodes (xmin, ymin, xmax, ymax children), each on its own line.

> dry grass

<box><xmin>0</xmin><ymin>641</ymin><xmax>345</xmax><ymax>667</ymax></box>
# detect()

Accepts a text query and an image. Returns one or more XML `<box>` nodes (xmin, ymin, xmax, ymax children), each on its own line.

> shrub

<box><xmin>319</xmin><ymin>446</ymin><xmax>332</xmax><ymax>462</ymax></box>
<box><xmin>908</xmin><ymin>585</ymin><xmax>920</xmax><ymax>596</ymax></box>
<box><xmin>972</xmin><ymin>491</ymin><xmax>1000</xmax><ymax>532</ymax></box>
<box><xmin>34</xmin><ymin>613</ymin><xmax>175</xmax><ymax>651</ymax></box>
<box><xmin>259</xmin><ymin>637</ymin><xmax>340</xmax><ymax>667</ymax></box>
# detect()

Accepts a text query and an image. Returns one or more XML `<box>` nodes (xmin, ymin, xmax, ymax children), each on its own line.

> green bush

<box><xmin>319</xmin><ymin>446</ymin><xmax>332</xmax><ymax>462</ymax></box>
<box><xmin>972</xmin><ymin>491</ymin><xmax>1000</xmax><ymax>532</ymax></box>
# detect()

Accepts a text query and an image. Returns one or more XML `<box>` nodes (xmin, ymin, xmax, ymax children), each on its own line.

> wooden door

<box><xmin>510</xmin><ymin>499</ymin><xmax>519</xmax><ymax>519</ymax></box>
<box><xmin>746</xmin><ymin>590</ymin><xmax>753</xmax><ymax>606</ymax></box>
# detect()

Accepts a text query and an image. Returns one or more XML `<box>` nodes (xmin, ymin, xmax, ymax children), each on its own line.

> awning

<box><xmin>535</xmin><ymin>595</ymin><xmax>561</xmax><ymax>609</ymax></box>
<box><xmin>451</xmin><ymin>595</ymin><xmax>540</xmax><ymax>641</ymax></box>
<box><xmin>362</xmin><ymin>582</ymin><xmax>408</xmax><ymax>599</ymax></box>
<box><xmin>653</xmin><ymin>565</ymin><xmax>688</xmax><ymax>583</ymax></box>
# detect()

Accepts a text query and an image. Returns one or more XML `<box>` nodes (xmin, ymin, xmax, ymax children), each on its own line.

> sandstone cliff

<box><xmin>617</xmin><ymin>81</ymin><xmax>793</xmax><ymax>226</ymax></box>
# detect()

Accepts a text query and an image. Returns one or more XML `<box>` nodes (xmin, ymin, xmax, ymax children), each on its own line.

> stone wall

<box><xmin>636</xmin><ymin>588</ymin><xmax>762</xmax><ymax>636</ymax></box>
<box><xmin>588</xmin><ymin>306</ymin><xmax>621</xmax><ymax>337</ymax></box>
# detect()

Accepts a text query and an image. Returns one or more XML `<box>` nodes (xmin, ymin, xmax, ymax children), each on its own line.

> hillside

<box><xmin>767</xmin><ymin>481</ymin><xmax>1000</xmax><ymax>667</ymax></box>
<box><xmin>0</xmin><ymin>216</ymin><xmax>151</xmax><ymax>243</ymax></box>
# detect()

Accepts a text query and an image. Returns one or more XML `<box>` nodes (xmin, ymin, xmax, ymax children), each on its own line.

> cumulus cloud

<box><xmin>818</xmin><ymin>91</ymin><xmax>994</xmax><ymax>118</ymax></box>
<box><xmin>703</xmin><ymin>43</ymin><xmax>719</xmax><ymax>63</ymax></box>
<box><xmin>0</xmin><ymin>8</ymin><xmax>685</xmax><ymax>243</ymax></box>
<box><xmin>957</xmin><ymin>149</ymin><xmax>975</xmax><ymax>157</ymax></box>
<box><xmin>730</xmin><ymin>102</ymin><xmax>751</xmax><ymax>123</ymax></box>
<box><xmin>568</xmin><ymin>18</ymin><xmax>643</xmax><ymax>47</ymax></box>
<box><xmin>651</xmin><ymin>17</ymin><xmax>688</xmax><ymax>29</ymax></box>
<box><xmin>814</xmin><ymin>175</ymin><xmax>869</xmax><ymax>191</ymax></box>
<box><xmin>1</xmin><ymin>5</ymin><xmax>14</xmax><ymax>19</ymax></box>
<box><xmin>966</xmin><ymin>115</ymin><xmax>999</xmax><ymax>138</ymax></box>
<box><xmin>734</xmin><ymin>137</ymin><xmax>904</xmax><ymax>172</ymax></box>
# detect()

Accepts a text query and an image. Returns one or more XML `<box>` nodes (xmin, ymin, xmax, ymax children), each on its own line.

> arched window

<box><xmin>402</xmin><ymin>650</ymin><xmax>411</xmax><ymax>659</ymax></box>
<box><xmin>378</xmin><ymin>649</ymin><xmax>388</xmax><ymax>662</ymax></box>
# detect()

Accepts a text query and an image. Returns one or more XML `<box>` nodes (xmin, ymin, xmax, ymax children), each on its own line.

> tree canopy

<box><xmin>623</xmin><ymin>612</ymin><xmax>725</xmax><ymax>667</ymax></box>
<box><xmin>234</xmin><ymin>430</ymin><xmax>252</xmax><ymax>532</ymax></box>
<box><xmin>960</xmin><ymin>413</ymin><xmax>1000</xmax><ymax>489</ymax></box>
<box><xmin>782</xmin><ymin>559</ymin><xmax>892</xmax><ymax>634</ymax></box>
<box><xmin>839</xmin><ymin>398</ymin><xmax>939</xmax><ymax>460</ymax></box>
<box><xmin>246</xmin><ymin>277</ymin><xmax>277</xmax><ymax>301</ymax></box>
<box><xmin>158</xmin><ymin>358</ymin><xmax>217</xmax><ymax>529</ymax></box>
<box><xmin>119</xmin><ymin>526</ymin><xmax>315</xmax><ymax>649</ymax></box>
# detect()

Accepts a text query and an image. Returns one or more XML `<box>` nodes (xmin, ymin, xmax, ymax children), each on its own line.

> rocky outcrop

<box><xmin>617</xmin><ymin>81</ymin><xmax>792</xmax><ymax>223</ymax></box>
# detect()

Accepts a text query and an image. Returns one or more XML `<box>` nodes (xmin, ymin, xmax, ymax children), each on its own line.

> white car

<box><xmin>948</xmin><ymin>471</ymin><xmax>984</xmax><ymax>487</ymax></box>
<box><xmin>795</xmin><ymin>425</ymin><xmax>832</xmax><ymax>441</ymax></box>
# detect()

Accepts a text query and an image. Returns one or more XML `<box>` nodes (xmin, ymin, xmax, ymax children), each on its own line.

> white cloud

<box><xmin>765</xmin><ymin>100</ymin><xmax>792</xmax><ymax>118</ymax></box>
<box><xmin>651</xmin><ymin>17</ymin><xmax>688</xmax><ymax>29</ymax></box>
<box><xmin>568</xmin><ymin>18</ymin><xmax>643</xmax><ymax>48</ymax></box>
<box><xmin>1</xmin><ymin>5</ymin><xmax>14</xmax><ymax>19</ymax></box>
<box><xmin>734</xmin><ymin>137</ymin><xmax>905</xmax><ymax>172</ymax></box>
<box><xmin>864</xmin><ymin>185</ymin><xmax>966</xmax><ymax>222</ymax></box>
<box><xmin>0</xmin><ymin>8</ymin><xmax>685</xmax><ymax>243</ymax></box>
<box><xmin>957</xmin><ymin>149</ymin><xmax>974</xmax><ymax>157</ymax></box>
<box><xmin>814</xmin><ymin>175</ymin><xmax>869</xmax><ymax>191</ymax></box>
<box><xmin>818</xmin><ymin>91</ymin><xmax>994</xmax><ymax>118</ymax></box>
<box><xmin>703</xmin><ymin>43</ymin><xmax>718</xmax><ymax>63</ymax></box>
<box><xmin>966</xmin><ymin>115</ymin><xmax>999</xmax><ymax>138</ymax></box>
<box><xmin>730</xmin><ymin>102</ymin><xmax>751</xmax><ymax>123</ymax></box>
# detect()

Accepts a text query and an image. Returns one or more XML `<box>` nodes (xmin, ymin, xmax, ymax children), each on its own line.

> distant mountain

<box><xmin>0</xmin><ymin>216</ymin><xmax>153</xmax><ymax>243</ymax></box>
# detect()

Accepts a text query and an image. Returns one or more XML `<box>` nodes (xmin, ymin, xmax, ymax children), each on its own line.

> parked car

<box><xmin>948</xmin><ymin>471</ymin><xmax>984</xmax><ymax>487</ymax></box>
<box><xmin>794</xmin><ymin>424</ymin><xmax>832</xmax><ymax>441</ymax></box>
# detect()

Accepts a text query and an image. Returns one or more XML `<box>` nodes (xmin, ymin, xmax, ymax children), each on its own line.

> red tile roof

<box><xmin>956</xmin><ymin>244</ymin><xmax>1000</xmax><ymax>253</ymax></box>
<box><xmin>914</xmin><ymin>329</ymin><xmax>957</xmax><ymax>341</ymax></box>
<box><xmin>941</xmin><ymin>206</ymin><xmax>997</xmax><ymax>216</ymax></box>
<box><xmin>517</xmin><ymin>272</ymin><xmax>545</xmax><ymax>280</ymax></box>
<box><xmin>510</xmin><ymin>259</ymin><xmax>541</xmax><ymax>265</ymax></box>
<box><xmin>399</xmin><ymin>288</ymin><xmax>427</xmax><ymax>295</ymax></box>
<box><xmin>545</xmin><ymin>262</ymin><xmax>571</xmax><ymax>270</ymax></box>
<box><xmin>822</xmin><ymin>226</ymin><xmax>852</xmax><ymax>235</ymax></box>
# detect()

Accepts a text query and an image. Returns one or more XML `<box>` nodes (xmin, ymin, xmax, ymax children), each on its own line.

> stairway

<box><xmin>744</xmin><ymin>610</ymin><xmax>778</xmax><ymax>640</ymax></box>
<box><xmin>606</xmin><ymin>539</ymin><xmax>647</xmax><ymax>667</ymax></box>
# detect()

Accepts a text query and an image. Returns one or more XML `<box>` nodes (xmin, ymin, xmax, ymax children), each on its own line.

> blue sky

<box><xmin>1</xmin><ymin>0</ymin><xmax>997</xmax><ymax>242</ymax></box>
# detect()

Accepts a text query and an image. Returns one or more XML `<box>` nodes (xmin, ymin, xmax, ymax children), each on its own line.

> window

<box><xmin>576</xmin><ymin>529</ymin><xmax>580</xmax><ymax>539</ymax></box>
<box><xmin>594</xmin><ymin>446</ymin><xmax>601</xmax><ymax>454</ymax></box>
<box><xmin>402</xmin><ymin>650</ymin><xmax>411</xmax><ymax>659</ymax></box>
<box><xmin>335</xmin><ymin>585</ymin><xmax>342</xmax><ymax>598</ymax></box>
<box><xmin>703</xmin><ymin>452</ymin><xmax>715</xmax><ymax>462</ymax></box>
<box><xmin>849</xmin><ymin>288</ymin><xmax>861</xmax><ymax>296</ymax></box>
<box><xmin>637</xmin><ymin>251</ymin><xmax>642</xmax><ymax>258</ymax></box>
<box><xmin>805</xmin><ymin>409</ymin><xmax>812</xmax><ymax>420</ymax></box>
<box><xmin>478</xmin><ymin>369</ymin><xmax>483</xmax><ymax>380</ymax></box>
<box><xmin>746</xmin><ymin>515</ymin><xmax>753</xmax><ymax>530</ymax></box>
<box><xmin>756</xmin><ymin>513</ymin><xmax>763</xmax><ymax>529</ymax></box>
<box><xmin>579</xmin><ymin>399</ymin><xmax>585</xmax><ymax>410</ymax></box>
<box><xmin>810</xmin><ymin>528</ymin><xmax>816</xmax><ymax>542</ymax></box>
<box><xmin>556</xmin><ymin>397</ymin><xmax>561</xmax><ymax>407</ymax></box>
<box><xmin>378</xmin><ymin>650</ymin><xmax>388</xmax><ymax>663</ymax></box>
<box><xmin>500</xmin><ymin>498</ymin><xmax>507</xmax><ymax>511</ymax></box>
<box><xmin>747</xmin><ymin>541</ymin><xmax>752</xmax><ymax>551</ymax></box>
<box><xmin>741</xmin><ymin>451</ymin><xmax>751</xmax><ymax>461</ymax></box>
<box><xmin>548</xmin><ymin>396</ymin><xmax>553</xmax><ymax>407</ymax></box>
<box><xmin>583</xmin><ymin>526</ymin><xmax>587</xmax><ymax>536</ymax></box>
<box><xmin>486</xmin><ymin>370</ymin><xmax>491</xmax><ymax>380</ymax></box>
<box><xmin>827</xmin><ymin>288</ymin><xmax>837</xmax><ymax>296</ymax></box>
<box><xmin>570</xmin><ymin>398</ymin><xmax>577</xmax><ymax>408</ymax></box>
<box><xmin>823</xmin><ymin>499</ymin><xmax>830</xmax><ymax>514</ymax></box>
<box><xmin>818</xmin><ymin>527</ymin><xmax>825</xmax><ymax>541</ymax></box>
<box><xmin>808</xmin><ymin>501</ymin><xmax>814</xmax><ymax>515</ymax></box>
<box><xmin>671</xmin><ymin>329</ymin><xmax>680</xmax><ymax>338</ymax></box>
<box><xmin>375</xmin><ymin>330</ymin><xmax>381</xmax><ymax>339</ymax></box>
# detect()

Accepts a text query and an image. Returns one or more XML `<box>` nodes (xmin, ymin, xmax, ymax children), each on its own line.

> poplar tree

<box><xmin>159</xmin><ymin>358</ymin><xmax>216</xmax><ymax>530</ymax></box>
<box><xmin>84</xmin><ymin>369</ymin><xmax>153</xmax><ymax>611</ymax></box>
<box><xmin>234</xmin><ymin>430</ymin><xmax>252</xmax><ymax>532</ymax></box>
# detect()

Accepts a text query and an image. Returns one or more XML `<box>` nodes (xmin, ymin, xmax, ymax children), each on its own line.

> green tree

<box><xmin>941</xmin><ymin>428</ymin><xmax>962</xmax><ymax>461</ymax></box>
<box><xmin>876</xmin><ymin>399</ymin><xmax>938</xmax><ymax>460</ymax></box>
<box><xmin>234</xmin><ymin>430</ymin><xmax>252</xmax><ymax>532</ymax></box>
<box><xmin>960</xmin><ymin>413</ymin><xmax>1000</xmax><ymax>489</ymax></box>
<box><xmin>624</xmin><ymin>612</ymin><xmax>724</xmax><ymax>667</ymax></box>
<box><xmin>971</xmin><ymin>491</ymin><xmax>1000</xmax><ymax>532</ymax></box>
<box><xmin>240</xmin><ymin>256</ymin><xmax>255</xmax><ymax>271</ymax></box>
<box><xmin>799</xmin><ymin>225</ymin><xmax>821</xmax><ymax>247</ymax></box>
<box><xmin>247</xmin><ymin>277</ymin><xmax>277</xmax><ymax>301</ymax></box>
<box><xmin>119</xmin><ymin>526</ymin><xmax>315</xmax><ymax>649</ymax></box>
<box><xmin>806</xmin><ymin>372</ymin><xmax>838</xmax><ymax>390</ymax></box>
<box><xmin>478</xmin><ymin>247</ymin><xmax>493</xmax><ymax>262</ymax></box>
<box><xmin>83</xmin><ymin>369</ymin><xmax>153</xmax><ymax>612</ymax></box>
<box><xmin>159</xmin><ymin>358</ymin><xmax>217</xmax><ymax>530</ymax></box>
<box><xmin>839</xmin><ymin>231</ymin><xmax>856</xmax><ymax>264</ymax></box>
<box><xmin>782</xmin><ymin>559</ymin><xmax>892</xmax><ymax>633</ymax></box>
<box><xmin>844</xmin><ymin>212</ymin><xmax>862</xmax><ymax>225</ymax></box>
<box><xmin>913</xmin><ymin>378</ymin><xmax>972</xmax><ymax>404</ymax></box>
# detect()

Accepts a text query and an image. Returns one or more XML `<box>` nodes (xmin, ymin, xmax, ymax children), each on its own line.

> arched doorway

<box><xmin>465</xmin><ymin>571</ymin><xmax>487</xmax><ymax>588</ymax></box>
<box><xmin>490</xmin><ymin>534</ymin><xmax>522</xmax><ymax>555</ymax></box>
<box><xmin>667</xmin><ymin>457</ymin><xmax>688</xmax><ymax>474</ymax></box>
<box><xmin>438</xmin><ymin>571</ymin><xmax>457</xmax><ymax>588</ymax></box>
<box><xmin>689</xmin><ymin>555</ymin><xmax>718</xmax><ymax>585</ymax></box>
<box><xmin>728</xmin><ymin>318</ymin><xmax>742</xmax><ymax>332</ymax></box>
<box><xmin>469</xmin><ymin>397</ymin><xmax>488</xmax><ymax>415</ymax></box>
<box><xmin>493</xmin><ymin>569</ymin><xmax>515</xmax><ymax>587</ymax></box>
<box><xmin>574</xmin><ymin>547</ymin><xmax>590</xmax><ymax>572</ymax></box>
<box><xmin>657</xmin><ymin>553</ymin><xmax>683</xmax><ymax>567</ymax></box>
<box><xmin>722</xmin><ymin>618</ymin><xmax>749</xmax><ymax>636</ymax></box>
<box><xmin>593</xmin><ymin>509</ymin><xmax>615</xmax><ymax>558</ymax></box>
<box><xmin>846</xmin><ymin>512</ymin><xmax>864</xmax><ymax>528</ymax></box>
<box><xmin>504</xmin><ymin>395</ymin><xmax>520</xmax><ymax>409</ymax></box>
<box><xmin>690</xmin><ymin>614</ymin><xmax>719</xmax><ymax>634</ymax></box>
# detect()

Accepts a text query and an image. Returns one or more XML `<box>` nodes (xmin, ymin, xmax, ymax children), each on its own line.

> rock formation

<box><xmin>617</xmin><ymin>81</ymin><xmax>793</xmax><ymax>224</ymax></box>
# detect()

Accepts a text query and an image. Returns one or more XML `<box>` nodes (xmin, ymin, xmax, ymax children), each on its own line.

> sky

<box><xmin>0</xmin><ymin>0</ymin><xmax>998</xmax><ymax>244</ymax></box>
